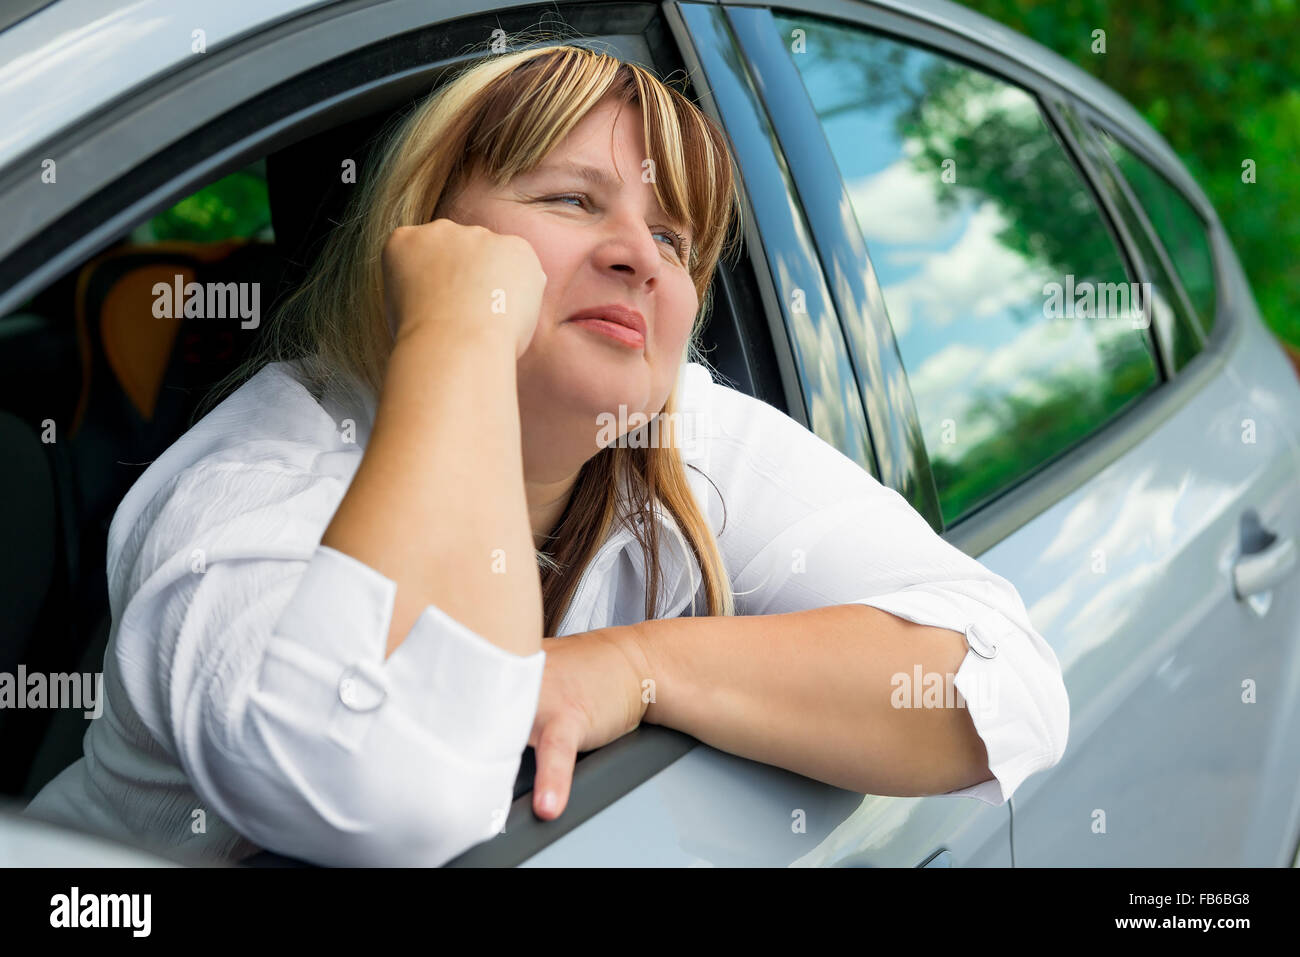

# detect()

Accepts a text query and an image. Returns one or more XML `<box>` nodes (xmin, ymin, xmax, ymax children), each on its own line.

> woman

<box><xmin>25</xmin><ymin>39</ymin><xmax>1069</xmax><ymax>867</ymax></box>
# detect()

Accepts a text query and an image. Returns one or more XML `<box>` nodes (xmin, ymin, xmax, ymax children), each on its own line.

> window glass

<box><xmin>1</xmin><ymin>158</ymin><xmax>276</xmax><ymax>438</ymax></box>
<box><xmin>1095</xmin><ymin>129</ymin><xmax>1217</xmax><ymax>337</ymax></box>
<box><xmin>775</xmin><ymin>12</ymin><xmax>1159</xmax><ymax>523</ymax></box>
<box><xmin>130</xmin><ymin>158</ymin><xmax>274</xmax><ymax>244</ymax></box>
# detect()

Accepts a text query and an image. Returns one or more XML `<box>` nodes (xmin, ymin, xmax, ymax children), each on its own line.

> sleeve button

<box><xmin>964</xmin><ymin>623</ymin><xmax>999</xmax><ymax>659</ymax></box>
<box><xmin>338</xmin><ymin>664</ymin><xmax>387</xmax><ymax>712</ymax></box>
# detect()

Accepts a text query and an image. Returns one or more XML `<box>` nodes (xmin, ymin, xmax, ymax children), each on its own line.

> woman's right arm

<box><xmin>110</xmin><ymin>223</ymin><xmax>551</xmax><ymax>866</ymax></box>
<box><xmin>322</xmin><ymin>220</ymin><xmax>547</xmax><ymax>660</ymax></box>
<box><xmin>322</xmin><ymin>320</ymin><xmax>542</xmax><ymax>660</ymax></box>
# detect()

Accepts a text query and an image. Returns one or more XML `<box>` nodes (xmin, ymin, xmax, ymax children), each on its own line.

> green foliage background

<box><xmin>961</xmin><ymin>0</ymin><xmax>1300</xmax><ymax>349</ymax></box>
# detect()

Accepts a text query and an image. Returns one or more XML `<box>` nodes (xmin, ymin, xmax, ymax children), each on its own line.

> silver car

<box><xmin>1</xmin><ymin>0</ymin><xmax>1297</xmax><ymax>867</ymax></box>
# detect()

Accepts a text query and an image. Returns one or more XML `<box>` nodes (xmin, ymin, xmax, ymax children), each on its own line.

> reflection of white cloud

<box><xmin>781</xmin><ymin>256</ymin><xmax>852</xmax><ymax>453</ymax></box>
<box><xmin>907</xmin><ymin>317</ymin><xmax>1105</xmax><ymax>452</ymax></box>
<box><xmin>908</xmin><ymin>342</ymin><xmax>995</xmax><ymax>449</ymax></box>
<box><xmin>980</xmin><ymin>318</ymin><xmax>1093</xmax><ymax>383</ymax></box>
<box><xmin>882</xmin><ymin>248</ymin><xmax>933</xmax><ymax>268</ymax></box>
<box><xmin>912</xmin><ymin>342</ymin><xmax>985</xmax><ymax>388</ymax></box>
<box><xmin>881</xmin><ymin>201</ymin><xmax>1051</xmax><ymax>338</ymax></box>
<box><xmin>846</xmin><ymin>160</ymin><xmax>949</xmax><ymax>245</ymax></box>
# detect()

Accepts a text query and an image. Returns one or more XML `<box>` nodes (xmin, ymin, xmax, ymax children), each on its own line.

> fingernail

<box><xmin>538</xmin><ymin>790</ymin><xmax>557</xmax><ymax>814</ymax></box>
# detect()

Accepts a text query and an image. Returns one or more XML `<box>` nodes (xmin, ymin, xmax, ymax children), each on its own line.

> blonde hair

<box><xmin>199</xmin><ymin>32</ymin><xmax>745</xmax><ymax>635</ymax></box>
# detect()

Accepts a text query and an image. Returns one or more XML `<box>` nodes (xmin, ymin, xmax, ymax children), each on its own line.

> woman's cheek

<box><xmin>667</xmin><ymin>300</ymin><xmax>696</xmax><ymax>355</ymax></box>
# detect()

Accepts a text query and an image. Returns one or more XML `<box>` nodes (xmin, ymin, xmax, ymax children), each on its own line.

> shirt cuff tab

<box><xmin>385</xmin><ymin>601</ymin><xmax>546</xmax><ymax>765</ymax></box>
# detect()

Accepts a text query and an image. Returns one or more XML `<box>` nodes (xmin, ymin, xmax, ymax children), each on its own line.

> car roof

<box><xmin>0</xmin><ymin>0</ymin><xmax>1187</xmax><ymax>179</ymax></box>
<box><xmin>0</xmin><ymin>0</ymin><xmax>333</xmax><ymax>171</ymax></box>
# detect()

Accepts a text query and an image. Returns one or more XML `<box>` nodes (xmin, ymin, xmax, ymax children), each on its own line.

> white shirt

<box><xmin>24</xmin><ymin>357</ymin><xmax>1069</xmax><ymax>866</ymax></box>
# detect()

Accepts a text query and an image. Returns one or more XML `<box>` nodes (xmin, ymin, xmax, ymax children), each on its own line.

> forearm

<box><xmin>622</xmin><ymin>604</ymin><xmax>992</xmax><ymax>797</ymax></box>
<box><xmin>322</xmin><ymin>322</ymin><xmax>542</xmax><ymax>659</ymax></box>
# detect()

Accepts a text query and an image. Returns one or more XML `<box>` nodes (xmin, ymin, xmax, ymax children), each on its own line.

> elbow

<box><xmin>1007</xmin><ymin>640</ymin><xmax>1071</xmax><ymax>787</ymax></box>
<box><xmin>345</xmin><ymin>729</ymin><xmax>522</xmax><ymax>866</ymax></box>
<box><xmin>176</xmin><ymin>543</ymin><xmax>544</xmax><ymax>866</ymax></box>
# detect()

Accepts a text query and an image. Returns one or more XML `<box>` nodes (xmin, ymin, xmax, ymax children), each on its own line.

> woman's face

<box><xmin>439</xmin><ymin>94</ymin><xmax>699</xmax><ymax>454</ymax></box>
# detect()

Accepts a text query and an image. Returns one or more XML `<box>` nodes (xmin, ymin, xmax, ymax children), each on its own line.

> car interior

<box><xmin>0</xmin><ymin>96</ymin><xmax>768</xmax><ymax>829</ymax></box>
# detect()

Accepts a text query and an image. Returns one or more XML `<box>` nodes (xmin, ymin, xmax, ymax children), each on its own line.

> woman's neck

<box><xmin>528</xmin><ymin>475</ymin><xmax>578</xmax><ymax>551</ymax></box>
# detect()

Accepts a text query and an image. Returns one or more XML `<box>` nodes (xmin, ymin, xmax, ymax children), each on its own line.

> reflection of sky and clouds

<box><xmin>780</xmin><ymin>17</ymin><xmax>1158</xmax><ymax>517</ymax></box>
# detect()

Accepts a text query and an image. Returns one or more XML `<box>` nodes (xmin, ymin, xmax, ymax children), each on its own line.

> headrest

<box><xmin>70</xmin><ymin>240</ymin><xmax>279</xmax><ymax>433</ymax></box>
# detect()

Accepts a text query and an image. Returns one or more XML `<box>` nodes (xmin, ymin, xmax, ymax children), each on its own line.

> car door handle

<box><xmin>1232</xmin><ymin>535</ymin><xmax>1296</xmax><ymax>599</ymax></box>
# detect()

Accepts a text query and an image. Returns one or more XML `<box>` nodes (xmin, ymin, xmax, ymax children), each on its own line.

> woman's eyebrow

<box><xmin>528</xmin><ymin>160</ymin><xmax>621</xmax><ymax>191</ymax></box>
<box><xmin>526</xmin><ymin>160</ymin><xmax>691</xmax><ymax>236</ymax></box>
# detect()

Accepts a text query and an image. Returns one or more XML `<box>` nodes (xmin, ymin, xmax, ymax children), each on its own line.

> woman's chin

<box><xmin>554</xmin><ymin>368</ymin><xmax>647</xmax><ymax>411</ymax></box>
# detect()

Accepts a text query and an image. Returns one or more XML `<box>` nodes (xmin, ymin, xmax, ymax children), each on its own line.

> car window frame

<box><xmin>724</xmin><ymin>0</ymin><xmax>1244</xmax><ymax>559</ymax></box>
<box><xmin>668</xmin><ymin>3</ymin><xmax>882</xmax><ymax>481</ymax></box>
<box><xmin>1040</xmin><ymin>95</ymin><xmax>1184</xmax><ymax>377</ymax></box>
<box><xmin>717</xmin><ymin>2</ymin><xmax>939</xmax><ymax>527</ymax></box>
<box><xmin>1049</xmin><ymin>98</ymin><xmax>1211</xmax><ymax>368</ymax></box>
<box><xmin>1092</xmin><ymin>128</ymin><xmax>1213</xmax><ymax>345</ymax></box>
<box><xmin>0</xmin><ymin>0</ymin><xmax>801</xmax><ymax>869</ymax></box>
<box><xmin>1071</xmin><ymin>104</ymin><xmax>1221</xmax><ymax>346</ymax></box>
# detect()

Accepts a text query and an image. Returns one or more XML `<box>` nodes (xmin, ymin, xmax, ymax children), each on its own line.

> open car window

<box><xmin>0</xmin><ymin>2</ymin><xmax>790</xmax><ymax>868</ymax></box>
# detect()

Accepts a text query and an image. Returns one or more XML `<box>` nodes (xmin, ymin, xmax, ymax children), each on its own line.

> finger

<box><xmin>532</xmin><ymin>718</ymin><xmax>581</xmax><ymax>820</ymax></box>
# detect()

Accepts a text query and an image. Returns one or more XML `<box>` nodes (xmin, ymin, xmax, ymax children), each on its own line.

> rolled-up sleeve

<box><xmin>849</xmin><ymin>573</ymin><xmax>1069</xmax><ymax>807</ymax></box>
<box><xmin>113</xmin><ymin>461</ymin><xmax>545</xmax><ymax>866</ymax></box>
<box><xmin>701</xmin><ymin>376</ymin><xmax>1070</xmax><ymax>808</ymax></box>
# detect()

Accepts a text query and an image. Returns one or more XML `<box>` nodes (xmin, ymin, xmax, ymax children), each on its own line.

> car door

<box><xmin>747</xmin><ymin>0</ymin><xmax>1300</xmax><ymax>866</ymax></box>
<box><xmin>1048</xmin><ymin>99</ymin><xmax>1300</xmax><ymax>867</ymax></box>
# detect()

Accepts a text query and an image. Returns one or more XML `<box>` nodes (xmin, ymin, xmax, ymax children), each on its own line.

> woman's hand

<box><xmin>529</xmin><ymin>627</ymin><xmax>652</xmax><ymax>820</ymax></box>
<box><xmin>381</xmin><ymin>218</ymin><xmax>547</xmax><ymax>358</ymax></box>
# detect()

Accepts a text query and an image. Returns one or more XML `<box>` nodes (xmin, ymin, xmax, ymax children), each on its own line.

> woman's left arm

<box><xmin>611</xmin><ymin>602</ymin><xmax>993</xmax><ymax>798</ymax></box>
<box><xmin>529</xmin><ymin>366</ymin><xmax>1068</xmax><ymax>820</ymax></box>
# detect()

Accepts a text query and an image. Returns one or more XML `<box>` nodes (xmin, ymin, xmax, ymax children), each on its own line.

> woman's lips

<box><xmin>568</xmin><ymin>317</ymin><xmax>646</xmax><ymax>349</ymax></box>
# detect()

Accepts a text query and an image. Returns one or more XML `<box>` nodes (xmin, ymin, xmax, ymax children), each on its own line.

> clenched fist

<box><xmin>381</xmin><ymin>219</ymin><xmax>548</xmax><ymax>359</ymax></box>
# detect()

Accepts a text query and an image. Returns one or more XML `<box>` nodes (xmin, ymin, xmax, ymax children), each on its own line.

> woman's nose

<box><xmin>595</xmin><ymin>215</ymin><xmax>664</xmax><ymax>288</ymax></box>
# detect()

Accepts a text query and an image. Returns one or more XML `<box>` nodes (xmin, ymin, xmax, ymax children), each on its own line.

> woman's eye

<box><xmin>545</xmin><ymin>194</ymin><xmax>689</xmax><ymax>261</ymax></box>
<box><xmin>655</xmin><ymin>229</ymin><xmax>683</xmax><ymax>253</ymax></box>
<box><xmin>544</xmin><ymin>193</ymin><xmax>591</xmax><ymax>211</ymax></box>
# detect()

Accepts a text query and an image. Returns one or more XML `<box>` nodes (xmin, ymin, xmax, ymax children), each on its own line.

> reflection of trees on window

<box><xmin>777</xmin><ymin>15</ymin><xmax>1160</xmax><ymax>524</ymax></box>
<box><xmin>897</xmin><ymin>65</ymin><xmax>1125</xmax><ymax>304</ymax></box>
<box><xmin>930</xmin><ymin>342</ymin><xmax>1149</xmax><ymax>519</ymax></box>
<box><xmin>791</xmin><ymin>27</ymin><xmax>1124</xmax><ymax>312</ymax></box>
